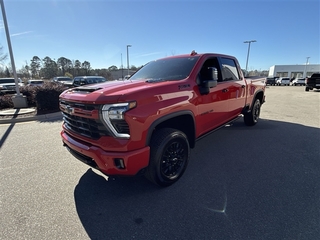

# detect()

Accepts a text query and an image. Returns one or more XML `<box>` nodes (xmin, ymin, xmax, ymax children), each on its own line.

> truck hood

<box><xmin>60</xmin><ymin>79</ymin><xmax>158</xmax><ymax>103</ymax></box>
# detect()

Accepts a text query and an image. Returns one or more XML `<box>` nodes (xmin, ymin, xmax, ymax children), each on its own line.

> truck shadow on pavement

<box><xmin>74</xmin><ymin>118</ymin><xmax>320</xmax><ymax>240</ymax></box>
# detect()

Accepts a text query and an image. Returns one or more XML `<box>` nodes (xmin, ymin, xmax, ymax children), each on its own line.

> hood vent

<box><xmin>71</xmin><ymin>86</ymin><xmax>103</xmax><ymax>93</ymax></box>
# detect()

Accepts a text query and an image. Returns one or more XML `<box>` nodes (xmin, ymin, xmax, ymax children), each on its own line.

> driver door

<box><xmin>195</xmin><ymin>58</ymin><xmax>230</xmax><ymax>136</ymax></box>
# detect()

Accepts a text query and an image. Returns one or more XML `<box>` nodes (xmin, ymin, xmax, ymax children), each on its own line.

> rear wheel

<box><xmin>244</xmin><ymin>98</ymin><xmax>261</xmax><ymax>126</ymax></box>
<box><xmin>145</xmin><ymin>128</ymin><xmax>190</xmax><ymax>187</ymax></box>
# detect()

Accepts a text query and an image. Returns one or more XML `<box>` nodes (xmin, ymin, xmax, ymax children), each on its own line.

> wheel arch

<box><xmin>242</xmin><ymin>90</ymin><xmax>265</xmax><ymax>114</ymax></box>
<box><xmin>255</xmin><ymin>90</ymin><xmax>264</xmax><ymax>105</ymax></box>
<box><xmin>145</xmin><ymin>111</ymin><xmax>196</xmax><ymax>148</ymax></box>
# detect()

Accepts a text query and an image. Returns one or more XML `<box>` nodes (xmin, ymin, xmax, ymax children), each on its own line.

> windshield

<box><xmin>86</xmin><ymin>77</ymin><xmax>106</xmax><ymax>84</ymax></box>
<box><xmin>130</xmin><ymin>56</ymin><xmax>200</xmax><ymax>81</ymax></box>
<box><xmin>0</xmin><ymin>79</ymin><xmax>15</xmax><ymax>84</ymax></box>
<box><xmin>30</xmin><ymin>80</ymin><xmax>44</xmax><ymax>84</ymax></box>
<box><xmin>95</xmin><ymin>78</ymin><xmax>106</xmax><ymax>83</ymax></box>
<box><xmin>311</xmin><ymin>73</ymin><xmax>320</xmax><ymax>78</ymax></box>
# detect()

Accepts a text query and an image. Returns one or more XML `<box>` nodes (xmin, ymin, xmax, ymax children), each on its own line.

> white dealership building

<box><xmin>268</xmin><ymin>64</ymin><xmax>320</xmax><ymax>78</ymax></box>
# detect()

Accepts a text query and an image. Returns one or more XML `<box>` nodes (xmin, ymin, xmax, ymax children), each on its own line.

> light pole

<box><xmin>126</xmin><ymin>45</ymin><xmax>132</xmax><ymax>76</ymax></box>
<box><xmin>121</xmin><ymin>53</ymin><xmax>123</xmax><ymax>80</ymax></box>
<box><xmin>0</xmin><ymin>0</ymin><xmax>27</xmax><ymax>108</ymax></box>
<box><xmin>303</xmin><ymin>57</ymin><xmax>310</xmax><ymax>78</ymax></box>
<box><xmin>244</xmin><ymin>40</ymin><xmax>256</xmax><ymax>72</ymax></box>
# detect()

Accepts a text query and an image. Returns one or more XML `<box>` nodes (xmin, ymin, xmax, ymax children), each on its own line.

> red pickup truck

<box><xmin>59</xmin><ymin>51</ymin><xmax>266</xmax><ymax>186</ymax></box>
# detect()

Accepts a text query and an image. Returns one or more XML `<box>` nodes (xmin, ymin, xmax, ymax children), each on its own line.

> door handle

<box><xmin>222</xmin><ymin>89</ymin><xmax>229</xmax><ymax>93</ymax></box>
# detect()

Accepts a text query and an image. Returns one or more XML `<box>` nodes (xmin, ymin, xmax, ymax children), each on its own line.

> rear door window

<box><xmin>220</xmin><ymin>58</ymin><xmax>240</xmax><ymax>81</ymax></box>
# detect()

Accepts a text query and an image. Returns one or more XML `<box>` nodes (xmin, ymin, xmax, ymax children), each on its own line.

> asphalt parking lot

<box><xmin>0</xmin><ymin>85</ymin><xmax>319</xmax><ymax>240</ymax></box>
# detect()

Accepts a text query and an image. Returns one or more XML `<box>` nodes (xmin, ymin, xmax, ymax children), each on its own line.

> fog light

<box><xmin>114</xmin><ymin>158</ymin><xmax>125</xmax><ymax>169</ymax></box>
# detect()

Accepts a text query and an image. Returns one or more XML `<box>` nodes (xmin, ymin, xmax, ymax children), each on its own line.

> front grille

<box><xmin>60</xmin><ymin>100</ymin><xmax>112</xmax><ymax>139</ymax></box>
<box><xmin>62</xmin><ymin>112</ymin><xmax>112</xmax><ymax>139</ymax></box>
<box><xmin>60</xmin><ymin>100</ymin><xmax>130</xmax><ymax>139</ymax></box>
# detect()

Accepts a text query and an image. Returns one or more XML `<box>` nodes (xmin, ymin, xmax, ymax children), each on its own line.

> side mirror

<box><xmin>198</xmin><ymin>67</ymin><xmax>218</xmax><ymax>95</ymax></box>
<box><xmin>211</xmin><ymin>67</ymin><xmax>218</xmax><ymax>81</ymax></box>
<box><xmin>205</xmin><ymin>79</ymin><xmax>218</xmax><ymax>88</ymax></box>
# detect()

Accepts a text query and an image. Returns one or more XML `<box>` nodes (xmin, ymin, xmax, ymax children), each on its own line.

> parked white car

<box><xmin>276</xmin><ymin>77</ymin><xmax>290</xmax><ymax>86</ymax></box>
<box><xmin>292</xmin><ymin>78</ymin><xmax>306</xmax><ymax>86</ymax></box>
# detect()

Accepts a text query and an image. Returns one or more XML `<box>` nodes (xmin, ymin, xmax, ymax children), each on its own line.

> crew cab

<box><xmin>305</xmin><ymin>73</ymin><xmax>320</xmax><ymax>91</ymax></box>
<box><xmin>59</xmin><ymin>52</ymin><xmax>266</xmax><ymax>187</ymax></box>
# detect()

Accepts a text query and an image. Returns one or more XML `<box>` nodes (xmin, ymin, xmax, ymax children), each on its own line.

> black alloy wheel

<box><xmin>145</xmin><ymin>128</ymin><xmax>190</xmax><ymax>187</ymax></box>
<box><xmin>244</xmin><ymin>98</ymin><xmax>261</xmax><ymax>126</ymax></box>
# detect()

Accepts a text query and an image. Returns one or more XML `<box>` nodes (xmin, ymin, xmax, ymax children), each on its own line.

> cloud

<box><xmin>10</xmin><ymin>31</ymin><xmax>33</xmax><ymax>37</ymax></box>
<box><xmin>136</xmin><ymin>52</ymin><xmax>162</xmax><ymax>58</ymax></box>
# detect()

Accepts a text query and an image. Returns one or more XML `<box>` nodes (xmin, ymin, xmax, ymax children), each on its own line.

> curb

<box><xmin>0</xmin><ymin>111</ymin><xmax>63</xmax><ymax>124</ymax></box>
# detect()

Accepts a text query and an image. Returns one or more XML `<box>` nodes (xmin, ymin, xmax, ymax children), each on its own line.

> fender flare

<box><xmin>145</xmin><ymin>110</ymin><xmax>196</xmax><ymax>147</ymax></box>
<box><xmin>243</xmin><ymin>90</ymin><xmax>265</xmax><ymax>114</ymax></box>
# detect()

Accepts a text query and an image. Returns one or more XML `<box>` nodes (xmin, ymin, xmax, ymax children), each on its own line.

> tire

<box><xmin>145</xmin><ymin>128</ymin><xmax>190</xmax><ymax>187</ymax></box>
<box><xmin>244</xmin><ymin>98</ymin><xmax>261</xmax><ymax>126</ymax></box>
<box><xmin>305</xmin><ymin>87</ymin><xmax>309</xmax><ymax>91</ymax></box>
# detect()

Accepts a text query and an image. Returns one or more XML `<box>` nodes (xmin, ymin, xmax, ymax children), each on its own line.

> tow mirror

<box><xmin>199</xmin><ymin>67</ymin><xmax>218</xmax><ymax>95</ymax></box>
<box><xmin>211</xmin><ymin>67</ymin><xmax>218</xmax><ymax>81</ymax></box>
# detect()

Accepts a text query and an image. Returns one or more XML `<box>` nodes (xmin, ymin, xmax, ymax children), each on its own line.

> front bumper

<box><xmin>61</xmin><ymin>130</ymin><xmax>150</xmax><ymax>176</ymax></box>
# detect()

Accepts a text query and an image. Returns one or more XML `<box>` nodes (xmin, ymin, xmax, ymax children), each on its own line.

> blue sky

<box><xmin>0</xmin><ymin>0</ymin><xmax>319</xmax><ymax>71</ymax></box>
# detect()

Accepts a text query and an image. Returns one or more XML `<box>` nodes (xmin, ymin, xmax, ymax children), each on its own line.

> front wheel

<box><xmin>244</xmin><ymin>98</ymin><xmax>261</xmax><ymax>126</ymax></box>
<box><xmin>145</xmin><ymin>128</ymin><xmax>190</xmax><ymax>187</ymax></box>
<box><xmin>305</xmin><ymin>87</ymin><xmax>309</xmax><ymax>91</ymax></box>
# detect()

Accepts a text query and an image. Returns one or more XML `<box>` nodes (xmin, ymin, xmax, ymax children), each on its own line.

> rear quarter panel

<box><xmin>245</xmin><ymin>76</ymin><xmax>266</xmax><ymax>107</ymax></box>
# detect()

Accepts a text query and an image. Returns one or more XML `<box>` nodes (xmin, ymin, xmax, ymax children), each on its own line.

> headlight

<box><xmin>101</xmin><ymin>102</ymin><xmax>136</xmax><ymax>138</ymax></box>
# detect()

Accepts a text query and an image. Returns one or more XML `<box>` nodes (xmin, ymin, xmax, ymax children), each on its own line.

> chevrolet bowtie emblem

<box><xmin>66</xmin><ymin>105</ymin><xmax>75</xmax><ymax>115</ymax></box>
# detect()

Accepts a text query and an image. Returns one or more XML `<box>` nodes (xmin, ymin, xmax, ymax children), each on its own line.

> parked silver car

<box><xmin>292</xmin><ymin>78</ymin><xmax>306</xmax><ymax>86</ymax></box>
<box><xmin>52</xmin><ymin>76</ymin><xmax>73</xmax><ymax>87</ymax></box>
<box><xmin>276</xmin><ymin>77</ymin><xmax>290</xmax><ymax>86</ymax></box>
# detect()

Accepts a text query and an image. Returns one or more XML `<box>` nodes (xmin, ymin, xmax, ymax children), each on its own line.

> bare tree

<box><xmin>0</xmin><ymin>45</ymin><xmax>8</xmax><ymax>63</ymax></box>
